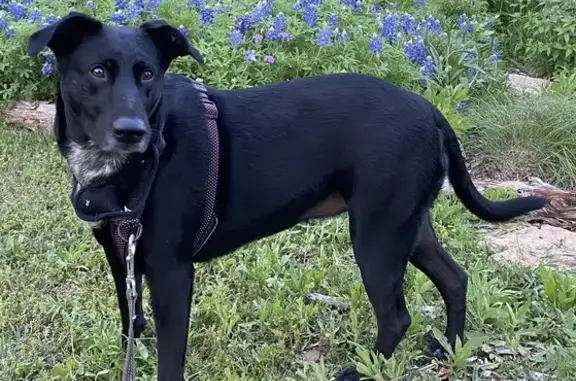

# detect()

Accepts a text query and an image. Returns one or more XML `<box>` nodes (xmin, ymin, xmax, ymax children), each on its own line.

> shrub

<box><xmin>0</xmin><ymin>0</ymin><xmax>504</xmax><ymax>125</ymax></box>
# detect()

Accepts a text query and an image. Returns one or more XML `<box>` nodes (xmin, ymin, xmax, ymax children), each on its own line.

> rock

<box><xmin>507</xmin><ymin>73</ymin><xmax>551</xmax><ymax>95</ymax></box>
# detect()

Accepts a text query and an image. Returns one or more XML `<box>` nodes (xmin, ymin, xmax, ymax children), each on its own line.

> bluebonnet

<box><xmin>416</xmin><ymin>0</ymin><xmax>425</xmax><ymax>7</ymax></box>
<box><xmin>488</xmin><ymin>53</ymin><xmax>498</xmax><ymax>63</ymax></box>
<box><xmin>230</xmin><ymin>29</ymin><xmax>243</xmax><ymax>48</ymax></box>
<box><xmin>340</xmin><ymin>30</ymin><xmax>350</xmax><ymax>41</ymax></box>
<box><xmin>29</xmin><ymin>7</ymin><xmax>42</xmax><ymax>22</ymax></box>
<box><xmin>9</xmin><ymin>2</ymin><xmax>26</xmax><ymax>21</ymax></box>
<box><xmin>370</xmin><ymin>3</ymin><xmax>382</xmax><ymax>13</ymax></box>
<box><xmin>455</xmin><ymin>102</ymin><xmax>465</xmax><ymax>112</ymax></box>
<box><xmin>0</xmin><ymin>11</ymin><xmax>7</xmax><ymax>30</ymax></box>
<box><xmin>482</xmin><ymin>18</ymin><xmax>493</xmax><ymax>29</ymax></box>
<box><xmin>426</xmin><ymin>15</ymin><xmax>442</xmax><ymax>34</ymax></box>
<box><xmin>5</xmin><ymin>26</ymin><xmax>15</xmax><ymax>39</ymax></box>
<box><xmin>458</xmin><ymin>14</ymin><xmax>467</xmax><ymax>31</ymax></box>
<box><xmin>466</xmin><ymin>49</ymin><xmax>477</xmax><ymax>60</ymax></box>
<box><xmin>251</xmin><ymin>1</ymin><xmax>273</xmax><ymax>24</ymax></box>
<box><xmin>244</xmin><ymin>49</ymin><xmax>256</xmax><ymax>62</ymax></box>
<box><xmin>253</xmin><ymin>33</ymin><xmax>263</xmax><ymax>43</ymax></box>
<box><xmin>328</xmin><ymin>14</ymin><xmax>338</xmax><ymax>26</ymax></box>
<box><xmin>111</xmin><ymin>10</ymin><xmax>127</xmax><ymax>24</ymax></box>
<box><xmin>178</xmin><ymin>25</ymin><xmax>188</xmax><ymax>37</ymax></box>
<box><xmin>274</xmin><ymin>12</ymin><xmax>287</xmax><ymax>32</ymax></box>
<box><xmin>126</xmin><ymin>2</ymin><xmax>142</xmax><ymax>21</ymax></box>
<box><xmin>303</xmin><ymin>5</ymin><xmax>317</xmax><ymax>27</ymax></box>
<box><xmin>41</xmin><ymin>52</ymin><xmax>55</xmax><ymax>77</ymax></box>
<box><xmin>22</xmin><ymin>0</ymin><xmax>32</xmax><ymax>3</ymax></box>
<box><xmin>368</xmin><ymin>34</ymin><xmax>383</xmax><ymax>54</ymax></box>
<box><xmin>236</xmin><ymin>13</ymin><xmax>252</xmax><ymax>34</ymax></box>
<box><xmin>381</xmin><ymin>12</ymin><xmax>397</xmax><ymax>44</ymax></box>
<box><xmin>420</xmin><ymin>56</ymin><xmax>435</xmax><ymax>79</ymax></box>
<box><xmin>341</xmin><ymin>0</ymin><xmax>362</xmax><ymax>13</ymax></box>
<box><xmin>316</xmin><ymin>26</ymin><xmax>331</xmax><ymax>46</ymax></box>
<box><xmin>201</xmin><ymin>7</ymin><xmax>214</xmax><ymax>24</ymax></box>
<box><xmin>278</xmin><ymin>31</ymin><xmax>295</xmax><ymax>41</ymax></box>
<box><xmin>399</xmin><ymin>14</ymin><xmax>415</xmax><ymax>35</ymax></box>
<box><xmin>116</xmin><ymin>0</ymin><xmax>128</xmax><ymax>10</ymax></box>
<box><xmin>404</xmin><ymin>39</ymin><xmax>426</xmax><ymax>64</ymax></box>
<box><xmin>147</xmin><ymin>0</ymin><xmax>162</xmax><ymax>9</ymax></box>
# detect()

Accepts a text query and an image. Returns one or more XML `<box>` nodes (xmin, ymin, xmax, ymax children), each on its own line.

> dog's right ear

<box><xmin>28</xmin><ymin>12</ymin><xmax>102</xmax><ymax>57</ymax></box>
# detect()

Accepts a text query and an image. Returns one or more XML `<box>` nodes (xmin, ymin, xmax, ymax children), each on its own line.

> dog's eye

<box><xmin>90</xmin><ymin>66</ymin><xmax>106</xmax><ymax>79</ymax></box>
<box><xmin>141</xmin><ymin>70</ymin><xmax>154</xmax><ymax>82</ymax></box>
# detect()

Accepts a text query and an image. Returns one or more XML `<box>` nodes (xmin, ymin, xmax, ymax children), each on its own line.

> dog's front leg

<box><xmin>146</xmin><ymin>262</ymin><xmax>195</xmax><ymax>381</ymax></box>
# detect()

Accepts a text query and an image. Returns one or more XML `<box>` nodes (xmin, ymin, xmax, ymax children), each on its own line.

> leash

<box><xmin>68</xmin><ymin>79</ymin><xmax>220</xmax><ymax>380</ymax></box>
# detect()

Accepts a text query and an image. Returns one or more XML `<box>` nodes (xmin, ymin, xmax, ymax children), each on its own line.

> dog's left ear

<box><xmin>140</xmin><ymin>19</ymin><xmax>204</xmax><ymax>66</ymax></box>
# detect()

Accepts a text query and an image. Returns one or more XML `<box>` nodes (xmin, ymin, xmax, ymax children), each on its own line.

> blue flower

<box><xmin>340</xmin><ymin>30</ymin><xmax>350</xmax><ymax>41</ymax></box>
<box><xmin>230</xmin><ymin>29</ymin><xmax>243</xmax><ymax>48</ymax></box>
<box><xmin>420</xmin><ymin>56</ymin><xmax>435</xmax><ymax>79</ymax></box>
<box><xmin>9</xmin><ymin>2</ymin><xmax>26</xmax><ymax>21</ymax></box>
<box><xmin>0</xmin><ymin>11</ymin><xmax>7</xmax><ymax>30</ymax></box>
<box><xmin>236</xmin><ymin>13</ymin><xmax>252</xmax><ymax>34</ymax></box>
<box><xmin>404</xmin><ymin>39</ymin><xmax>426</xmax><ymax>64</ymax></box>
<box><xmin>455</xmin><ymin>102</ymin><xmax>465</xmax><ymax>112</ymax></box>
<box><xmin>111</xmin><ymin>10</ymin><xmax>127</xmax><ymax>24</ymax></box>
<box><xmin>488</xmin><ymin>53</ymin><xmax>499</xmax><ymax>63</ymax></box>
<box><xmin>177</xmin><ymin>25</ymin><xmax>188</xmax><ymax>37</ymax></box>
<box><xmin>116</xmin><ymin>0</ymin><xmax>128</xmax><ymax>10</ymax></box>
<box><xmin>251</xmin><ymin>1</ymin><xmax>272</xmax><ymax>23</ymax></box>
<box><xmin>4</xmin><ymin>26</ymin><xmax>15</xmax><ymax>39</ymax></box>
<box><xmin>253</xmin><ymin>33</ymin><xmax>264</xmax><ymax>43</ymax></box>
<box><xmin>303</xmin><ymin>5</ymin><xmax>317</xmax><ymax>27</ymax></box>
<box><xmin>466</xmin><ymin>49</ymin><xmax>477</xmax><ymax>60</ymax></box>
<box><xmin>368</xmin><ymin>34</ymin><xmax>383</xmax><ymax>54</ymax></box>
<box><xmin>263</xmin><ymin>55</ymin><xmax>275</xmax><ymax>63</ymax></box>
<box><xmin>244</xmin><ymin>49</ymin><xmax>256</xmax><ymax>62</ymax></box>
<box><xmin>188</xmin><ymin>0</ymin><xmax>206</xmax><ymax>8</ymax></box>
<box><xmin>45</xmin><ymin>14</ymin><xmax>59</xmax><ymax>24</ymax></box>
<box><xmin>41</xmin><ymin>61</ymin><xmax>53</xmax><ymax>77</ymax></box>
<box><xmin>22</xmin><ymin>0</ymin><xmax>33</xmax><ymax>3</ymax></box>
<box><xmin>399</xmin><ymin>14</ymin><xmax>415</xmax><ymax>35</ymax></box>
<box><xmin>147</xmin><ymin>0</ymin><xmax>162</xmax><ymax>9</ymax></box>
<box><xmin>316</xmin><ymin>26</ymin><xmax>332</xmax><ymax>46</ymax></box>
<box><xmin>274</xmin><ymin>12</ymin><xmax>287</xmax><ymax>32</ymax></box>
<box><xmin>29</xmin><ymin>7</ymin><xmax>42</xmax><ymax>22</ymax></box>
<box><xmin>416</xmin><ymin>0</ymin><xmax>425</xmax><ymax>7</ymax></box>
<box><xmin>328</xmin><ymin>13</ymin><xmax>338</xmax><ymax>26</ymax></box>
<box><xmin>341</xmin><ymin>0</ymin><xmax>362</xmax><ymax>13</ymax></box>
<box><xmin>426</xmin><ymin>15</ymin><xmax>442</xmax><ymax>34</ymax></box>
<box><xmin>278</xmin><ymin>31</ymin><xmax>295</xmax><ymax>41</ymax></box>
<box><xmin>482</xmin><ymin>18</ymin><xmax>493</xmax><ymax>29</ymax></box>
<box><xmin>458</xmin><ymin>14</ymin><xmax>467</xmax><ymax>30</ymax></box>
<box><xmin>126</xmin><ymin>2</ymin><xmax>142</xmax><ymax>21</ymax></box>
<box><xmin>201</xmin><ymin>7</ymin><xmax>214</xmax><ymax>24</ymax></box>
<box><xmin>381</xmin><ymin>12</ymin><xmax>397</xmax><ymax>44</ymax></box>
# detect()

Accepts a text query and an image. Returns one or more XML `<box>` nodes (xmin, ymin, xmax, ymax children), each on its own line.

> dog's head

<box><xmin>28</xmin><ymin>12</ymin><xmax>202</xmax><ymax>159</ymax></box>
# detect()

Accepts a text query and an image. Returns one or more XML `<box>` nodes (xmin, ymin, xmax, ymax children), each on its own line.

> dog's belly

<box><xmin>301</xmin><ymin>193</ymin><xmax>348</xmax><ymax>220</ymax></box>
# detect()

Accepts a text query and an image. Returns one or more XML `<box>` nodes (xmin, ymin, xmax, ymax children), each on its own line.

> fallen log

<box><xmin>0</xmin><ymin>101</ymin><xmax>55</xmax><ymax>131</ymax></box>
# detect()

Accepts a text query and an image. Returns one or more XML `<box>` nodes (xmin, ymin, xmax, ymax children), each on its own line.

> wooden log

<box><xmin>1</xmin><ymin>101</ymin><xmax>55</xmax><ymax>131</ymax></box>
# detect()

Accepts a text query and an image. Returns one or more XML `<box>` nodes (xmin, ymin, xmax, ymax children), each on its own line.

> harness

<box><xmin>69</xmin><ymin>79</ymin><xmax>220</xmax><ymax>381</ymax></box>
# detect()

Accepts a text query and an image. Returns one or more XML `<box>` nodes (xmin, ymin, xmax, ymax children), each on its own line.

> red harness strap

<box><xmin>190</xmin><ymin>79</ymin><xmax>220</xmax><ymax>256</ymax></box>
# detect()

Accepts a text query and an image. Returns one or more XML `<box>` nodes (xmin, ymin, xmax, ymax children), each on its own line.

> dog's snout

<box><xmin>112</xmin><ymin>117</ymin><xmax>147</xmax><ymax>144</ymax></box>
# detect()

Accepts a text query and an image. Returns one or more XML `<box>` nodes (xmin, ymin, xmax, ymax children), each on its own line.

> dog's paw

<box><xmin>425</xmin><ymin>339</ymin><xmax>449</xmax><ymax>359</ymax></box>
<box><xmin>335</xmin><ymin>367</ymin><xmax>373</xmax><ymax>381</ymax></box>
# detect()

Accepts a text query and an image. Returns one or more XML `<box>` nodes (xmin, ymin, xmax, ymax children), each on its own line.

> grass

<box><xmin>465</xmin><ymin>92</ymin><xmax>576</xmax><ymax>189</ymax></box>
<box><xmin>2</xmin><ymin>125</ymin><xmax>576</xmax><ymax>381</ymax></box>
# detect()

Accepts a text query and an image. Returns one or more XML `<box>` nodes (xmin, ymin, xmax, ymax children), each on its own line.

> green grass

<box><xmin>1</xmin><ymin>125</ymin><xmax>576</xmax><ymax>381</ymax></box>
<box><xmin>464</xmin><ymin>92</ymin><xmax>576</xmax><ymax>189</ymax></box>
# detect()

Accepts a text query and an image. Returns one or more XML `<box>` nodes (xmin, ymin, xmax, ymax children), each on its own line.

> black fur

<box><xmin>29</xmin><ymin>13</ymin><xmax>547</xmax><ymax>381</ymax></box>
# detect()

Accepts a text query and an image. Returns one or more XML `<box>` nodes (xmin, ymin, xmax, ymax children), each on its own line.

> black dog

<box><xmin>28</xmin><ymin>12</ymin><xmax>547</xmax><ymax>381</ymax></box>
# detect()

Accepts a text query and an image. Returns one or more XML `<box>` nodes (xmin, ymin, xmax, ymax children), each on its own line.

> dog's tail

<box><xmin>434</xmin><ymin>109</ymin><xmax>547</xmax><ymax>222</ymax></box>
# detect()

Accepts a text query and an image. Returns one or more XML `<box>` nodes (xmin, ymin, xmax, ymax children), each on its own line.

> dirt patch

<box><xmin>483</xmin><ymin>223</ymin><xmax>576</xmax><ymax>271</ymax></box>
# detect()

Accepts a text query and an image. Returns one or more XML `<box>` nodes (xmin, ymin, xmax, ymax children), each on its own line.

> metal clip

<box><xmin>125</xmin><ymin>233</ymin><xmax>138</xmax><ymax>299</ymax></box>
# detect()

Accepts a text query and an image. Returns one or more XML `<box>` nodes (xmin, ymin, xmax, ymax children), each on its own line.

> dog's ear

<box><xmin>28</xmin><ymin>12</ymin><xmax>102</xmax><ymax>57</ymax></box>
<box><xmin>139</xmin><ymin>19</ymin><xmax>204</xmax><ymax>66</ymax></box>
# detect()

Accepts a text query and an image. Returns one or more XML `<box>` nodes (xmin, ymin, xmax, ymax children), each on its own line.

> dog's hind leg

<box><xmin>410</xmin><ymin>213</ymin><xmax>468</xmax><ymax>357</ymax></box>
<box><xmin>146</xmin><ymin>262</ymin><xmax>195</xmax><ymax>381</ymax></box>
<box><xmin>348</xmin><ymin>203</ymin><xmax>424</xmax><ymax>359</ymax></box>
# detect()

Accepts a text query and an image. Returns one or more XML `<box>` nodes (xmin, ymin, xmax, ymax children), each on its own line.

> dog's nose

<box><xmin>112</xmin><ymin>117</ymin><xmax>147</xmax><ymax>143</ymax></box>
